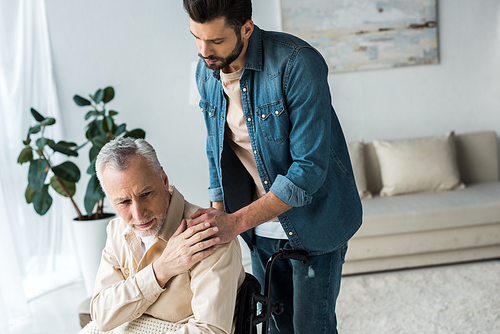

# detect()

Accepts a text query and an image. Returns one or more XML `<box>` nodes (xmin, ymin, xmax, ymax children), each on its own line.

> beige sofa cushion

<box><xmin>347</xmin><ymin>140</ymin><xmax>372</xmax><ymax>199</ymax></box>
<box><xmin>373</xmin><ymin>132</ymin><xmax>465</xmax><ymax>196</ymax></box>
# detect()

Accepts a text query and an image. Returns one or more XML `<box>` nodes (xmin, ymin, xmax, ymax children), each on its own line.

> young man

<box><xmin>184</xmin><ymin>0</ymin><xmax>363</xmax><ymax>333</ymax></box>
<box><xmin>87</xmin><ymin>138</ymin><xmax>245</xmax><ymax>333</ymax></box>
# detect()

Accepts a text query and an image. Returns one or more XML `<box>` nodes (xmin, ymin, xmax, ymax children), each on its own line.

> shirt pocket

<box><xmin>199</xmin><ymin>100</ymin><xmax>217</xmax><ymax>138</ymax></box>
<box><xmin>257</xmin><ymin>101</ymin><xmax>289</xmax><ymax>143</ymax></box>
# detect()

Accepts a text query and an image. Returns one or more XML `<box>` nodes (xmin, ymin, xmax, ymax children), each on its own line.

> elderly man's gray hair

<box><xmin>96</xmin><ymin>138</ymin><xmax>163</xmax><ymax>190</ymax></box>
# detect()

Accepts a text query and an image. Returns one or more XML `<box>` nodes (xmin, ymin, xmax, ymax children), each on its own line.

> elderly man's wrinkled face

<box><xmin>102</xmin><ymin>155</ymin><xmax>170</xmax><ymax>237</ymax></box>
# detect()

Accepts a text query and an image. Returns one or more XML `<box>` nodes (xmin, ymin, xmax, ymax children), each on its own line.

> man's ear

<box><xmin>241</xmin><ymin>19</ymin><xmax>254</xmax><ymax>40</ymax></box>
<box><xmin>161</xmin><ymin>167</ymin><xmax>169</xmax><ymax>190</ymax></box>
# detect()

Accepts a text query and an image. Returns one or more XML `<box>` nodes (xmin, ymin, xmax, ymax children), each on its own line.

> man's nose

<box><xmin>131</xmin><ymin>201</ymin><xmax>145</xmax><ymax>222</ymax></box>
<box><xmin>199</xmin><ymin>41</ymin><xmax>212</xmax><ymax>58</ymax></box>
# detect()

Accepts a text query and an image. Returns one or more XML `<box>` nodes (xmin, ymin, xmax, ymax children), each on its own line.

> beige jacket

<box><xmin>90</xmin><ymin>186</ymin><xmax>245</xmax><ymax>333</ymax></box>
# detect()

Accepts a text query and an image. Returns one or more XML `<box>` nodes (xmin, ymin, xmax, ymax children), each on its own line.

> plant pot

<box><xmin>72</xmin><ymin>213</ymin><xmax>116</xmax><ymax>296</ymax></box>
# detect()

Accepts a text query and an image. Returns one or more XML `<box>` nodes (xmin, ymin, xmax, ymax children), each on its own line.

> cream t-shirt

<box><xmin>221</xmin><ymin>68</ymin><xmax>287</xmax><ymax>240</ymax></box>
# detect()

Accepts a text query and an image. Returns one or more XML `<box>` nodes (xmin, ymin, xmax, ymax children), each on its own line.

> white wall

<box><xmin>44</xmin><ymin>0</ymin><xmax>500</xmax><ymax>208</ymax></box>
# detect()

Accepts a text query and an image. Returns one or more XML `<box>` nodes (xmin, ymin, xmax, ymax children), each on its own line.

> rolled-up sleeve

<box><xmin>207</xmin><ymin>186</ymin><xmax>223</xmax><ymax>203</ymax></box>
<box><xmin>269</xmin><ymin>174</ymin><xmax>313</xmax><ymax>207</ymax></box>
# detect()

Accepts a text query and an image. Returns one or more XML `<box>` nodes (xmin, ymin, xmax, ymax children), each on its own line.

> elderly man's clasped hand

<box><xmin>153</xmin><ymin>219</ymin><xmax>220</xmax><ymax>287</ymax></box>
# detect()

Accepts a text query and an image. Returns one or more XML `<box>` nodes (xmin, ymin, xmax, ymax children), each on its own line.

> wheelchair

<box><xmin>235</xmin><ymin>248</ymin><xmax>308</xmax><ymax>334</ymax></box>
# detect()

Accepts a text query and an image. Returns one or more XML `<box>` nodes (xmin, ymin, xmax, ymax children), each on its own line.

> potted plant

<box><xmin>18</xmin><ymin>86</ymin><xmax>145</xmax><ymax>219</ymax></box>
<box><xmin>18</xmin><ymin>86</ymin><xmax>145</xmax><ymax>295</ymax></box>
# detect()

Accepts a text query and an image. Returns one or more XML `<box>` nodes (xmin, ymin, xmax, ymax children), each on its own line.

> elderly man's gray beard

<box><xmin>133</xmin><ymin>214</ymin><xmax>166</xmax><ymax>238</ymax></box>
<box><xmin>132</xmin><ymin>195</ymin><xmax>169</xmax><ymax>238</ymax></box>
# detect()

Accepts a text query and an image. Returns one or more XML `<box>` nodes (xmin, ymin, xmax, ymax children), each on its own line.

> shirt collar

<box><xmin>244</xmin><ymin>25</ymin><xmax>263</xmax><ymax>72</ymax></box>
<box><xmin>158</xmin><ymin>185</ymin><xmax>185</xmax><ymax>242</ymax></box>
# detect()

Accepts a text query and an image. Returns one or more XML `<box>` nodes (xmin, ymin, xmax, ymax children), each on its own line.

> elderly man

<box><xmin>87</xmin><ymin>137</ymin><xmax>245</xmax><ymax>334</ymax></box>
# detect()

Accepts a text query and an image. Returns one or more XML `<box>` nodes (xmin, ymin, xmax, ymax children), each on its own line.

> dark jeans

<box><xmin>250</xmin><ymin>236</ymin><xmax>348</xmax><ymax>334</ymax></box>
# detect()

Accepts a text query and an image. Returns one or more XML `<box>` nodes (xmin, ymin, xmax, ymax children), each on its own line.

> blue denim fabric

<box><xmin>196</xmin><ymin>25</ymin><xmax>362</xmax><ymax>254</ymax></box>
<box><xmin>251</xmin><ymin>236</ymin><xmax>348</xmax><ymax>334</ymax></box>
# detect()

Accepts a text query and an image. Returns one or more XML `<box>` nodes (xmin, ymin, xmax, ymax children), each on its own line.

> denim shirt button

<box><xmin>261</xmin><ymin>114</ymin><xmax>265</xmax><ymax>118</ymax></box>
<box><xmin>242</xmin><ymin>87</ymin><xmax>247</xmax><ymax>92</ymax></box>
<box><xmin>264</xmin><ymin>180</ymin><xmax>268</xmax><ymax>185</ymax></box>
<box><xmin>247</xmin><ymin>117</ymin><xmax>252</xmax><ymax>122</ymax></box>
<box><xmin>289</xmin><ymin>232</ymin><xmax>293</xmax><ymax>236</ymax></box>
<box><xmin>275</xmin><ymin>110</ymin><xmax>279</xmax><ymax>115</ymax></box>
<box><xmin>253</xmin><ymin>150</ymin><xmax>257</xmax><ymax>154</ymax></box>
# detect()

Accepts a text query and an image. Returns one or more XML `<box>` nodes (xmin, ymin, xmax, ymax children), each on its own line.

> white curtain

<box><xmin>0</xmin><ymin>0</ymin><xmax>81</xmax><ymax>331</ymax></box>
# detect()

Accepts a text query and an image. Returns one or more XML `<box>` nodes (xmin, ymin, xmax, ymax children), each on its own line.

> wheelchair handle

<box><xmin>275</xmin><ymin>249</ymin><xmax>308</xmax><ymax>263</ymax></box>
<box><xmin>251</xmin><ymin>249</ymin><xmax>309</xmax><ymax>334</ymax></box>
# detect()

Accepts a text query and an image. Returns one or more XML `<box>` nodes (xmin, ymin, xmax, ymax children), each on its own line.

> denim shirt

<box><xmin>195</xmin><ymin>26</ymin><xmax>362</xmax><ymax>254</ymax></box>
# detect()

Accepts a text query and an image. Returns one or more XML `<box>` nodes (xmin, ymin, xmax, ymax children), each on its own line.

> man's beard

<box><xmin>199</xmin><ymin>35</ymin><xmax>244</xmax><ymax>71</ymax></box>
<box><xmin>132</xmin><ymin>214</ymin><xmax>166</xmax><ymax>238</ymax></box>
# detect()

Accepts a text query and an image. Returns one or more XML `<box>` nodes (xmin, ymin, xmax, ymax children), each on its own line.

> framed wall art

<box><xmin>281</xmin><ymin>0</ymin><xmax>439</xmax><ymax>73</ymax></box>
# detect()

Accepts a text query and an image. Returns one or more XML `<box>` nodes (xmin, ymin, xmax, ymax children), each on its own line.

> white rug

<box><xmin>337</xmin><ymin>260</ymin><xmax>500</xmax><ymax>334</ymax></box>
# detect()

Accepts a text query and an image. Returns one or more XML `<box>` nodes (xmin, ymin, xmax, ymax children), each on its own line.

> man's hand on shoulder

<box><xmin>189</xmin><ymin>208</ymin><xmax>241</xmax><ymax>244</ymax></box>
<box><xmin>189</xmin><ymin>192</ymin><xmax>292</xmax><ymax>244</ymax></box>
<box><xmin>152</xmin><ymin>219</ymin><xmax>220</xmax><ymax>287</ymax></box>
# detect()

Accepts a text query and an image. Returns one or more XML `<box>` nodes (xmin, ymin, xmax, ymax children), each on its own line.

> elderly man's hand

<box><xmin>152</xmin><ymin>219</ymin><xmax>220</xmax><ymax>287</ymax></box>
<box><xmin>188</xmin><ymin>208</ymin><xmax>240</xmax><ymax>244</ymax></box>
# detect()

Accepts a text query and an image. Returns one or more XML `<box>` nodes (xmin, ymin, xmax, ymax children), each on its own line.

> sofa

<box><xmin>343</xmin><ymin>130</ymin><xmax>500</xmax><ymax>275</ymax></box>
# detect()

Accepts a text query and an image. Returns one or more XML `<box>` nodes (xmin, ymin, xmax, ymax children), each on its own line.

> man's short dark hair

<box><xmin>183</xmin><ymin>0</ymin><xmax>252</xmax><ymax>31</ymax></box>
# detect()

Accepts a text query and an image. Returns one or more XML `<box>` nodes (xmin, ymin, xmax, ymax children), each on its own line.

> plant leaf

<box><xmin>36</xmin><ymin>138</ymin><xmax>50</xmax><ymax>150</ymax></box>
<box><xmin>87</xmin><ymin>120</ymin><xmax>105</xmax><ymax>140</ymax></box>
<box><xmin>48</xmin><ymin>141</ymin><xmax>78</xmax><ymax>157</ymax></box>
<box><xmin>103</xmin><ymin>86</ymin><xmax>115</xmax><ymax>103</ymax></box>
<box><xmin>114</xmin><ymin>123</ymin><xmax>126</xmax><ymax>137</ymax></box>
<box><xmin>108</xmin><ymin>110</ymin><xmax>118</xmax><ymax>116</ymax></box>
<box><xmin>84</xmin><ymin>175</ymin><xmax>104</xmax><ymax>215</ymax></box>
<box><xmin>85</xmin><ymin>110</ymin><xmax>96</xmax><ymax>120</ymax></box>
<box><xmin>50</xmin><ymin>175</ymin><xmax>76</xmax><ymax>197</ymax></box>
<box><xmin>74</xmin><ymin>95</ymin><xmax>91</xmax><ymax>106</ymax></box>
<box><xmin>25</xmin><ymin>185</ymin><xmax>36</xmax><ymax>203</ymax></box>
<box><xmin>18</xmin><ymin>147</ymin><xmax>33</xmax><ymax>164</ymax></box>
<box><xmin>124</xmin><ymin>128</ymin><xmax>146</xmax><ymax>139</ymax></box>
<box><xmin>31</xmin><ymin>108</ymin><xmax>45</xmax><ymax>122</ymax></box>
<box><xmin>101</xmin><ymin>116</ymin><xmax>110</xmax><ymax>133</ymax></box>
<box><xmin>91</xmin><ymin>135</ymin><xmax>109</xmax><ymax>150</ymax></box>
<box><xmin>28</xmin><ymin>159</ymin><xmax>49</xmax><ymax>191</ymax></box>
<box><xmin>41</xmin><ymin>118</ymin><xmax>56</xmax><ymax>126</ymax></box>
<box><xmin>89</xmin><ymin>145</ymin><xmax>100</xmax><ymax>163</ymax></box>
<box><xmin>87</xmin><ymin>158</ymin><xmax>96</xmax><ymax>175</ymax></box>
<box><xmin>56</xmin><ymin>140</ymin><xmax>78</xmax><ymax>147</ymax></box>
<box><xmin>52</xmin><ymin>161</ymin><xmax>81</xmax><ymax>183</ymax></box>
<box><xmin>105</xmin><ymin>116</ymin><xmax>114</xmax><ymax>132</ymax></box>
<box><xmin>29</xmin><ymin>124</ymin><xmax>42</xmax><ymax>135</ymax></box>
<box><xmin>94</xmin><ymin>89</ymin><xmax>104</xmax><ymax>104</ymax></box>
<box><xmin>33</xmin><ymin>184</ymin><xmax>52</xmax><ymax>215</ymax></box>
